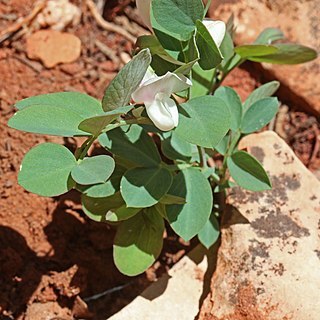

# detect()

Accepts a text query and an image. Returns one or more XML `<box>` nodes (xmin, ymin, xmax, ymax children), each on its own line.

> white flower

<box><xmin>132</xmin><ymin>70</ymin><xmax>192</xmax><ymax>131</ymax></box>
<box><xmin>202</xmin><ymin>19</ymin><xmax>226</xmax><ymax>48</ymax></box>
<box><xmin>136</xmin><ymin>0</ymin><xmax>226</xmax><ymax>47</ymax></box>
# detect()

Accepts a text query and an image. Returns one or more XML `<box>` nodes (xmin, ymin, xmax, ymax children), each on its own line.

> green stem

<box><xmin>204</xmin><ymin>0</ymin><xmax>212</xmax><ymax>16</ymax></box>
<box><xmin>197</xmin><ymin>145</ymin><xmax>207</xmax><ymax>168</ymax></box>
<box><xmin>77</xmin><ymin>135</ymin><xmax>97</xmax><ymax>160</ymax></box>
<box><xmin>219</xmin><ymin>130</ymin><xmax>241</xmax><ymax>185</ymax></box>
<box><xmin>164</xmin><ymin>163</ymin><xmax>193</xmax><ymax>171</ymax></box>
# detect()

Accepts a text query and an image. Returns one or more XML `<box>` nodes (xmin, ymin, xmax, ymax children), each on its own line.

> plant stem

<box><xmin>219</xmin><ymin>130</ymin><xmax>241</xmax><ymax>185</ymax></box>
<box><xmin>164</xmin><ymin>163</ymin><xmax>193</xmax><ymax>171</ymax></box>
<box><xmin>197</xmin><ymin>145</ymin><xmax>207</xmax><ymax>168</ymax></box>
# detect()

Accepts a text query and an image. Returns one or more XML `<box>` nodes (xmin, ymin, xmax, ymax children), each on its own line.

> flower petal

<box><xmin>136</xmin><ymin>0</ymin><xmax>152</xmax><ymax>30</ymax></box>
<box><xmin>202</xmin><ymin>19</ymin><xmax>226</xmax><ymax>48</ymax></box>
<box><xmin>145</xmin><ymin>94</ymin><xmax>178</xmax><ymax>131</ymax></box>
<box><xmin>132</xmin><ymin>72</ymin><xmax>191</xmax><ymax>103</ymax></box>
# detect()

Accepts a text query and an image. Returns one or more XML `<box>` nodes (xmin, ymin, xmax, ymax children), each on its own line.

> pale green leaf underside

<box><xmin>166</xmin><ymin>168</ymin><xmax>213</xmax><ymax>241</ymax></box>
<box><xmin>227</xmin><ymin>151</ymin><xmax>271</xmax><ymax>191</ymax></box>
<box><xmin>18</xmin><ymin>143</ymin><xmax>76</xmax><ymax>197</ymax></box>
<box><xmin>114</xmin><ymin>209</ymin><xmax>164</xmax><ymax>276</ymax></box>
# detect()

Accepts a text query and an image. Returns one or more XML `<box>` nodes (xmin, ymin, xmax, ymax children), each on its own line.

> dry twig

<box><xmin>95</xmin><ymin>39</ymin><xmax>121</xmax><ymax>67</ymax></box>
<box><xmin>85</xmin><ymin>0</ymin><xmax>135</xmax><ymax>43</ymax></box>
<box><xmin>0</xmin><ymin>0</ymin><xmax>46</xmax><ymax>45</ymax></box>
<box><xmin>13</xmin><ymin>54</ymin><xmax>43</xmax><ymax>73</ymax></box>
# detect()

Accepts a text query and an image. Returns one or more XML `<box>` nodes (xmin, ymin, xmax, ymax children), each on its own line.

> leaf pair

<box><xmin>214</xmin><ymin>81</ymin><xmax>280</xmax><ymax>134</ymax></box>
<box><xmin>18</xmin><ymin>143</ymin><xmax>115</xmax><ymax>197</ymax></box>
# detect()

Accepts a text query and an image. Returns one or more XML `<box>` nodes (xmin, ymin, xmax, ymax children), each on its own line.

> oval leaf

<box><xmin>102</xmin><ymin>49</ymin><xmax>151</xmax><ymax>111</ymax></box>
<box><xmin>227</xmin><ymin>150</ymin><xmax>271</xmax><ymax>191</ymax></box>
<box><xmin>235</xmin><ymin>44</ymin><xmax>278</xmax><ymax>58</ymax></box>
<box><xmin>82</xmin><ymin>192</ymin><xmax>124</xmax><ymax>221</ymax></box>
<box><xmin>214</xmin><ymin>86</ymin><xmax>242</xmax><ymax>131</ymax></box>
<box><xmin>166</xmin><ymin>168</ymin><xmax>213</xmax><ymax>241</ymax></box>
<box><xmin>99</xmin><ymin>125</ymin><xmax>161</xmax><ymax>167</ymax></box>
<box><xmin>161</xmin><ymin>131</ymin><xmax>193</xmax><ymax>161</ymax></box>
<box><xmin>78</xmin><ymin>105</ymin><xmax>133</xmax><ymax>135</ymax></box>
<box><xmin>79</xmin><ymin>165</ymin><xmax>126</xmax><ymax>198</ymax></box>
<box><xmin>8</xmin><ymin>105</ymin><xmax>89</xmax><ymax>137</ymax></box>
<box><xmin>254</xmin><ymin>28</ymin><xmax>285</xmax><ymax>45</ymax></box>
<box><xmin>243</xmin><ymin>81</ymin><xmax>280</xmax><ymax>111</ymax></box>
<box><xmin>195</xmin><ymin>20</ymin><xmax>223</xmax><ymax>70</ymax></box>
<box><xmin>175</xmin><ymin>96</ymin><xmax>231</xmax><ymax>148</ymax></box>
<box><xmin>15</xmin><ymin>92</ymin><xmax>103</xmax><ymax>118</ymax></box>
<box><xmin>106</xmin><ymin>206</ymin><xmax>141</xmax><ymax>222</ymax></box>
<box><xmin>241</xmin><ymin>97</ymin><xmax>279</xmax><ymax>134</ymax></box>
<box><xmin>114</xmin><ymin>209</ymin><xmax>164</xmax><ymax>276</ymax></box>
<box><xmin>247</xmin><ymin>44</ymin><xmax>318</xmax><ymax>65</ymax></box>
<box><xmin>18</xmin><ymin>143</ymin><xmax>76</xmax><ymax>197</ymax></box>
<box><xmin>120</xmin><ymin>167</ymin><xmax>173</xmax><ymax>208</ymax></box>
<box><xmin>198</xmin><ymin>214</ymin><xmax>220</xmax><ymax>249</ymax></box>
<box><xmin>151</xmin><ymin>0</ymin><xmax>204</xmax><ymax>41</ymax></box>
<box><xmin>71</xmin><ymin>155</ymin><xmax>115</xmax><ymax>185</ymax></box>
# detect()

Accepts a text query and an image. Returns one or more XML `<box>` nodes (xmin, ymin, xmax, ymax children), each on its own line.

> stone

<box><xmin>109</xmin><ymin>244</ymin><xmax>217</xmax><ymax>320</ymax></box>
<box><xmin>26</xmin><ymin>30</ymin><xmax>81</xmax><ymax>68</ymax></box>
<box><xmin>200</xmin><ymin>131</ymin><xmax>320</xmax><ymax>320</ymax></box>
<box><xmin>25</xmin><ymin>302</ymin><xmax>72</xmax><ymax>320</ymax></box>
<box><xmin>33</xmin><ymin>0</ymin><xmax>81</xmax><ymax>31</ymax></box>
<box><xmin>209</xmin><ymin>0</ymin><xmax>320</xmax><ymax>116</ymax></box>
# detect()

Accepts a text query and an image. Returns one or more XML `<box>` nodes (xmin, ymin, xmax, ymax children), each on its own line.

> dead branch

<box><xmin>85</xmin><ymin>0</ymin><xmax>135</xmax><ymax>43</ymax></box>
<box><xmin>95</xmin><ymin>39</ymin><xmax>121</xmax><ymax>67</ymax></box>
<box><xmin>0</xmin><ymin>0</ymin><xmax>46</xmax><ymax>45</ymax></box>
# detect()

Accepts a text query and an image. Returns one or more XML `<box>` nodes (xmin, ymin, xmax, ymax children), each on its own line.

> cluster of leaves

<box><xmin>8</xmin><ymin>0</ymin><xmax>317</xmax><ymax>276</ymax></box>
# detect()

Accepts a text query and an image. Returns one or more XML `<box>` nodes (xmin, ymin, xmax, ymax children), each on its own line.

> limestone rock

<box><xmin>209</xmin><ymin>0</ymin><xmax>320</xmax><ymax>115</ymax></box>
<box><xmin>26</xmin><ymin>30</ymin><xmax>81</xmax><ymax>68</ymax></box>
<box><xmin>25</xmin><ymin>302</ymin><xmax>72</xmax><ymax>320</ymax></box>
<box><xmin>109</xmin><ymin>244</ymin><xmax>217</xmax><ymax>320</ymax></box>
<box><xmin>34</xmin><ymin>0</ymin><xmax>81</xmax><ymax>31</ymax></box>
<box><xmin>200</xmin><ymin>131</ymin><xmax>320</xmax><ymax>320</ymax></box>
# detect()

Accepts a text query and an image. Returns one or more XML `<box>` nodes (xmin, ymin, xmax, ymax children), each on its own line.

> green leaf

<box><xmin>99</xmin><ymin>125</ymin><xmax>161</xmax><ymax>167</ymax></box>
<box><xmin>198</xmin><ymin>214</ymin><xmax>220</xmax><ymax>249</ymax></box>
<box><xmin>79</xmin><ymin>165</ymin><xmax>126</xmax><ymax>198</ymax></box>
<box><xmin>235</xmin><ymin>44</ymin><xmax>278</xmax><ymax>58</ymax></box>
<box><xmin>195</xmin><ymin>20</ymin><xmax>223</xmax><ymax>70</ymax></box>
<box><xmin>151</xmin><ymin>0</ymin><xmax>204</xmax><ymax>41</ymax></box>
<box><xmin>71</xmin><ymin>155</ymin><xmax>115</xmax><ymax>185</ymax></box>
<box><xmin>254</xmin><ymin>28</ymin><xmax>285</xmax><ymax>45</ymax></box>
<box><xmin>190</xmin><ymin>64</ymin><xmax>214</xmax><ymax>98</ymax></box>
<box><xmin>243</xmin><ymin>81</ymin><xmax>280</xmax><ymax>111</ymax></box>
<box><xmin>120</xmin><ymin>167</ymin><xmax>172</xmax><ymax>208</ymax></box>
<box><xmin>102</xmin><ymin>49</ymin><xmax>151</xmax><ymax>111</ymax></box>
<box><xmin>136</xmin><ymin>35</ymin><xmax>184</xmax><ymax>66</ymax></box>
<box><xmin>18</xmin><ymin>143</ymin><xmax>76</xmax><ymax>197</ymax></box>
<box><xmin>82</xmin><ymin>192</ymin><xmax>124</xmax><ymax>221</ymax></box>
<box><xmin>159</xmin><ymin>194</ymin><xmax>186</xmax><ymax>205</ymax></box>
<box><xmin>215</xmin><ymin>135</ymin><xmax>229</xmax><ymax>155</ymax></box>
<box><xmin>175</xmin><ymin>96</ymin><xmax>231</xmax><ymax>148</ymax></box>
<box><xmin>114</xmin><ymin>209</ymin><xmax>164</xmax><ymax>276</ymax></box>
<box><xmin>161</xmin><ymin>131</ymin><xmax>193</xmax><ymax>161</ymax></box>
<box><xmin>78</xmin><ymin>106</ymin><xmax>133</xmax><ymax>135</ymax></box>
<box><xmin>8</xmin><ymin>105</ymin><xmax>89</xmax><ymax>137</ymax></box>
<box><xmin>214</xmin><ymin>86</ymin><xmax>242</xmax><ymax>131</ymax></box>
<box><xmin>106</xmin><ymin>206</ymin><xmax>141</xmax><ymax>222</ymax></box>
<box><xmin>247</xmin><ymin>44</ymin><xmax>318</xmax><ymax>64</ymax></box>
<box><xmin>220</xmin><ymin>32</ymin><xmax>235</xmax><ymax>65</ymax></box>
<box><xmin>166</xmin><ymin>168</ymin><xmax>213</xmax><ymax>241</ymax></box>
<box><xmin>15</xmin><ymin>92</ymin><xmax>103</xmax><ymax>118</ymax></box>
<box><xmin>241</xmin><ymin>97</ymin><xmax>279</xmax><ymax>134</ymax></box>
<box><xmin>227</xmin><ymin>151</ymin><xmax>271</xmax><ymax>191</ymax></box>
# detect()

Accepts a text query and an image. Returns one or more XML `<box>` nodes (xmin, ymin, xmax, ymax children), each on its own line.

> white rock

<box><xmin>200</xmin><ymin>131</ymin><xmax>320</xmax><ymax>320</ymax></box>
